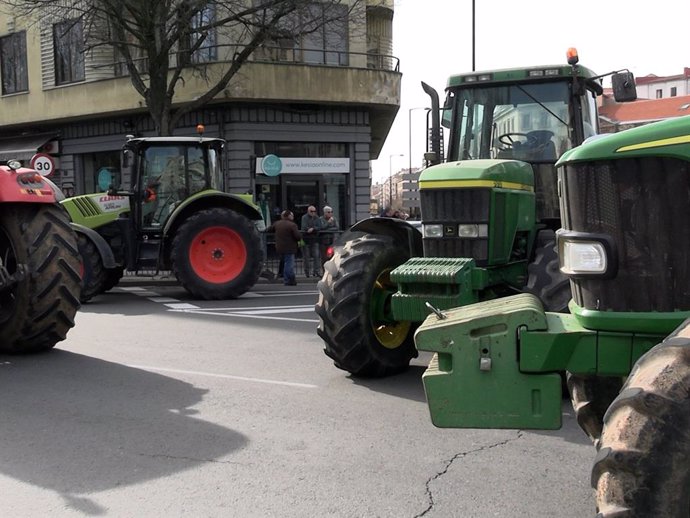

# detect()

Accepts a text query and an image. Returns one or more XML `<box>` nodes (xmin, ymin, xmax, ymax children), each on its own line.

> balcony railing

<box><xmin>101</xmin><ymin>44</ymin><xmax>400</xmax><ymax>78</ymax></box>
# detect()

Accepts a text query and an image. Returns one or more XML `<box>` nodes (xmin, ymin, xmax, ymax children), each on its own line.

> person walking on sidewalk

<box><xmin>300</xmin><ymin>205</ymin><xmax>322</xmax><ymax>277</ymax></box>
<box><xmin>267</xmin><ymin>210</ymin><xmax>301</xmax><ymax>286</ymax></box>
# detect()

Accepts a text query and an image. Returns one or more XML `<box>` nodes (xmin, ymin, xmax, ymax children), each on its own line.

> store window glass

<box><xmin>83</xmin><ymin>151</ymin><xmax>121</xmax><ymax>193</ymax></box>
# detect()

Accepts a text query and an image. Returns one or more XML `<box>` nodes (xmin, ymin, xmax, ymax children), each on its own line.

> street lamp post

<box><xmin>389</xmin><ymin>153</ymin><xmax>403</xmax><ymax>208</ymax></box>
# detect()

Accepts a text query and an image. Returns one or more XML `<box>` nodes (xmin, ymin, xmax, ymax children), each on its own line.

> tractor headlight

<box><xmin>561</xmin><ymin>241</ymin><xmax>606</xmax><ymax>273</ymax></box>
<box><xmin>458</xmin><ymin>224</ymin><xmax>488</xmax><ymax>238</ymax></box>
<box><xmin>557</xmin><ymin>230</ymin><xmax>617</xmax><ymax>278</ymax></box>
<box><xmin>423</xmin><ymin>224</ymin><xmax>443</xmax><ymax>238</ymax></box>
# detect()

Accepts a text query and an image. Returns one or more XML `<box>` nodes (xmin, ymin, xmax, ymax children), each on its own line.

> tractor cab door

<box><xmin>139</xmin><ymin>145</ymin><xmax>208</xmax><ymax>229</ymax></box>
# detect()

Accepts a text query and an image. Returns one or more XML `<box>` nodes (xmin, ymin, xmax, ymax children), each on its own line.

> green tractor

<box><xmin>417</xmin><ymin>114</ymin><xmax>690</xmax><ymax>516</ymax></box>
<box><xmin>316</xmin><ymin>50</ymin><xmax>637</xmax><ymax>377</ymax></box>
<box><xmin>62</xmin><ymin>132</ymin><xmax>264</xmax><ymax>301</ymax></box>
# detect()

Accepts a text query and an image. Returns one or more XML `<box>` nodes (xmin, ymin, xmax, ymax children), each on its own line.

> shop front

<box><xmin>254</xmin><ymin>150</ymin><xmax>350</xmax><ymax>228</ymax></box>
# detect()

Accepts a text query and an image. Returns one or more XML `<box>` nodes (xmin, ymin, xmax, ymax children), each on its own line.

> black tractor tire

<box><xmin>171</xmin><ymin>207</ymin><xmax>262</xmax><ymax>299</ymax></box>
<box><xmin>566</xmin><ymin>373</ymin><xmax>623</xmax><ymax>447</ymax></box>
<box><xmin>100</xmin><ymin>267</ymin><xmax>124</xmax><ymax>294</ymax></box>
<box><xmin>0</xmin><ymin>204</ymin><xmax>81</xmax><ymax>353</ymax></box>
<box><xmin>78</xmin><ymin>234</ymin><xmax>107</xmax><ymax>302</ymax></box>
<box><xmin>592</xmin><ymin>333</ymin><xmax>690</xmax><ymax>517</ymax></box>
<box><xmin>524</xmin><ymin>229</ymin><xmax>571</xmax><ymax>312</ymax></box>
<box><xmin>315</xmin><ymin>233</ymin><xmax>417</xmax><ymax>377</ymax></box>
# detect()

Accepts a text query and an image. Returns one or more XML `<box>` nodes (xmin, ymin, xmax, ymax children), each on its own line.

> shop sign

<box><xmin>257</xmin><ymin>156</ymin><xmax>350</xmax><ymax>175</ymax></box>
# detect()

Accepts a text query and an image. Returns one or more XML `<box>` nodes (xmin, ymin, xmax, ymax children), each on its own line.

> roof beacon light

<box><xmin>566</xmin><ymin>47</ymin><xmax>579</xmax><ymax>66</ymax></box>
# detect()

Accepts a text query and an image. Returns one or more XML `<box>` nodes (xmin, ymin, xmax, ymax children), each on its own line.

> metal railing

<box><xmin>122</xmin><ymin>229</ymin><xmax>345</xmax><ymax>279</ymax></box>
<box><xmin>100</xmin><ymin>44</ymin><xmax>400</xmax><ymax>77</ymax></box>
<box><xmin>263</xmin><ymin>229</ymin><xmax>344</xmax><ymax>276</ymax></box>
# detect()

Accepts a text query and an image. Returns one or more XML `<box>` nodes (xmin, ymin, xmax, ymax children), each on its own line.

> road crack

<box><xmin>136</xmin><ymin>452</ymin><xmax>245</xmax><ymax>466</ymax></box>
<box><xmin>414</xmin><ymin>430</ymin><xmax>524</xmax><ymax>517</ymax></box>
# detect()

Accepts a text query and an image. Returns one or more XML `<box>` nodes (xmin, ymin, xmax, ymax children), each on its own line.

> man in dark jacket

<box><xmin>300</xmin><ymin>205</ymin><xmax>322</xmax><ymax>277</ymax></box>
<box><xmin>267</xmin><ymin>210</ymin><xmax>302</xmax><ymax>286</ymax></box>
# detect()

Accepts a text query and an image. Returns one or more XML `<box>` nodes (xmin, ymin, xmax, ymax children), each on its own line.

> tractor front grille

<box><xmin>561</xmin><ymin>157</ymin><xmax>690</xmax><ymax>312</ymax></box>
<box><xmin>420</xmin><ymin>188</ymin><xmax>490</xmax><ymax>263</ymax></box>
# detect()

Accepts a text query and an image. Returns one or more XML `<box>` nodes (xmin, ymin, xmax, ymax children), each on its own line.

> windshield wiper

<box><xmin>515</xmin><ymin>85</ymin><xmax>568</xmax><ymax>127</ymax></box>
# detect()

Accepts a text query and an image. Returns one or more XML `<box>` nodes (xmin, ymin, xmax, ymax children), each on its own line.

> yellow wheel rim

<box><xmin>370</xmin><ymin>268</ymin><xmax>411</xmax><ymax>350</ymax></box>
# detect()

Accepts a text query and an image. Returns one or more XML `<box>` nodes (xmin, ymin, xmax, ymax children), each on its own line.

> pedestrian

<box><xmin>380</xmin><ymin>206</ymin><xmax>393</xmax><ymax>217</ymax></box>
<box><xmin>319</xmin><ymin>205</ymin><xmax>339</xmax><ymax>267</ymax></box>
<box><xmin>300</xmin><ymin>205</ymin><xmax>322</xmax><ymax>277</ymax></box>
<box><xmin>266</xmin><ymin>210</ymin><xmax>301</xmax><ymax>286</ymax></box>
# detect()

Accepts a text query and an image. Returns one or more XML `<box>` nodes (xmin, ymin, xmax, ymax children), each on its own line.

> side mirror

<box><xmin>612</xmin><ymin>72</ymin><xmax>637</xmax><ymax>103</ymax></box>
<box><xmin>424</xmin><ymin>151</ymin><xmax>439</xmax><ymax>163</ymax></box>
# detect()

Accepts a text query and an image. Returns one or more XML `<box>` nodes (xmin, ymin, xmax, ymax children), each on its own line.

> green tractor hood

<box><xmin>61</xmin><ymin>192</ymin><xmax>130</xmax><ymax>229</ymax></box>
<box><xmin>419</xmin><ymin>159</ymin><xmax>534</xmax><ymax>191</ymax></box>
<box><xmin>558</xmin><ymin>115</ymin><xmax>690</xmax><ymax>165</ymax></box>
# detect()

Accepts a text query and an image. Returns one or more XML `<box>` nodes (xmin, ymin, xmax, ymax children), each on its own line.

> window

<box><xmin>179</xmin><ymin>5</ymin><xmax>217</xmax><ymax>65</ymax></box>
<box><xmin>190</xmin><ymin>5</ymin><xmax>217</xmax><ymax>63</ymax></box>
<box><xmin>0</xmin><ymin>31</ymin><xmax>28</xmax><ymax>94</ymax></box>
<box><xmin>449</xmin><ymin>81</ymin><xmax>572</xmax><ymax>162</ymax></box>
<box><xmin>671</xmin><ymin>87</ymin><xmax>677</xmax><ymax>97</ymax></box>
<box><xmin>255</xmin><ymin>2</ymin><xmax>349</xmax><ymax>66</ymax></box>
<box><xmin>114</xmin><ymin>37</ymin><xmax>148</xmax><ymax>77</ymax></box>
<box><xmin>656</xmin><ymin>89</ymin><xmax>663</xmax><ymax>99</ymax></box>
<box><xmin>301</xmin><ymin>3</ymin><xmax>348</xmax><ymax>66</ymax></box>
<box><xmin>53</xmin><ymin>19</ymin><xmax>85</xmax><ymax>85</ymax></box>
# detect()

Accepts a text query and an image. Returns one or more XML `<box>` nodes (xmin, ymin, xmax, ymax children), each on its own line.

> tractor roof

<box><xmin>126</xmin><ymin>137</ymin><xmax>226</xmax><ymax>145</ymax></box>
<box><xmin>447</xmin><ymin>64</ymin><xmax>598</xmax><ymax>88</ymax></box>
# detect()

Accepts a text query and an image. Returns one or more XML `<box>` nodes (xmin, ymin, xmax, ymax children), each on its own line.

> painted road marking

<box><xmin>165</xmin><ymin>302</ymin><xmax>201</xmax><ymax>310</ymax></box>
<box><xmin>148</xmin><ymin>297</ymin><xmax>180</xmax><ymax>303</ymax></box>
<box><xmin>169</xmin><ymin>304</ymin><xmax>318</xmax><ymax>323</ymax></box>
<box><xmin>112</xmin><ymin>286</ymin><xmax>317</xmax><ymax>321</ymax></box>
<box><xmin>126</xmin><ymin>364</ymin><xmax>318</xmax><ymax>389</ymax></box>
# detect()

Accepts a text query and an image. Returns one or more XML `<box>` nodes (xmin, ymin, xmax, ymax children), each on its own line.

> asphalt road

<box><xmin>0</xmin><ymin>280</ymin><xmax>599</xmax><ymax>517</ymax></box>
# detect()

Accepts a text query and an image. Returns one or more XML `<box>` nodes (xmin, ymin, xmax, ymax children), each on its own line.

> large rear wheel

<box><xmin>592</xmin><ymin>327</ymin><xmax>690</xmax><ymax>517</ymax></box>
<box><xmin>171</xmin><ymin>208</ymin><xmax>262</xmax><ymax>299</ymax></box>
<box><xmin>0</xmin><ymin>204</ymin><xmax>81</xmax><ymax>353</ymax></box>
<box><xmin>78</xmin><ymin>234</ymin><xmax>107</xmax><ymax>303</ymax></box>
<box><xmin>316</xmin><ymin>234</ymin><xmax>417</xmax><ymax>377</ymax></box>
<box><xmin>101</xmin><ymin>267</ymin><xmax>124</xmax><ymax>293</ymax></box>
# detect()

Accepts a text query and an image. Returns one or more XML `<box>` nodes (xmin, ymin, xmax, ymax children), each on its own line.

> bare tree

<box><xmin>3</xmin><ymin>0</ymin><xmax>372</xmax><ymax>135</ymax></box>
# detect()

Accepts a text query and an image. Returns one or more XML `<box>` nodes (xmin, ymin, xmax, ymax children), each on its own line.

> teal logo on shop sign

<box><xmin>261</xmin><ymin>154</ymin><xmax>282</xmax><ymax>176</ymax></box>
<box><xmin>97</xmin><ymin>167</ymin><xmax>114</xmax><ymax>190</ymax></box>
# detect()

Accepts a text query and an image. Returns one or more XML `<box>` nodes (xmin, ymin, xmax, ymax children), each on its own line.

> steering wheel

<box><xmin>498</xmin><ymin>132</ymin><xmax>530</xmax><ymax>148</ymax></box>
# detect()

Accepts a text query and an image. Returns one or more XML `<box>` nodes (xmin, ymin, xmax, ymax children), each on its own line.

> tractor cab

<box><xmin>120</xmin><ymin>136</ymin><xmax>225</xmax><ymax>230</ymax></box>
<box><xmin>432</xmin><ymin>56</ymin><xmax>634</xmax><ymax>228</ymax></box>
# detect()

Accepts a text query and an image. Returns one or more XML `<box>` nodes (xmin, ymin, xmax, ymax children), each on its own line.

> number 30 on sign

<box><xmin>30</xmin><ymin>153</ymin><xmax>55</xmax><ymax>177</ymax></box>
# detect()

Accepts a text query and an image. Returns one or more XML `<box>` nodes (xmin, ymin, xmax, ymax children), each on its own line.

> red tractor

<box><xmin>0</xmin><ymin>160</ymin><xmax>81</xmax><ymax>352</ymax></box>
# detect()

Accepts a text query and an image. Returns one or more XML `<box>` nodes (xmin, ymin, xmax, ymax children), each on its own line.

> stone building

<box><xmin>0</xmin><ymin>1</ymin><xmax>401</xmax><ymax>227</ymax></box>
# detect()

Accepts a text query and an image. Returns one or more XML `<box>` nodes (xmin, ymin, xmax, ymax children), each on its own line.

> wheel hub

<box><xmin>370</xmin><ymin>268</ymin><xmax>411</xmax><ymax>349</ymax></box>
<box><xmin>189</xmin><ymin>226</ymin><xmax>247</xmax><ymax>283</ymax></box>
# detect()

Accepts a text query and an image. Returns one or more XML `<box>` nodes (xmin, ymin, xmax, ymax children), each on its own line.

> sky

<box><xmin>370</xmin><ymin>0</ymin><xmax>690</xmax><ymax>183</ymax></box>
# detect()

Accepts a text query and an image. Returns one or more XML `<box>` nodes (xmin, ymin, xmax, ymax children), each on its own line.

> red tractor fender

<box><xmin>0</xmin><ymin>165</ymin><xmax>57</xmax><ymax>203</ymax></box>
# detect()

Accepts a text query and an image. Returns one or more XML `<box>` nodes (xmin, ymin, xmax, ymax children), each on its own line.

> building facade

<box><xmin>0</xmin><ymin>1</ymin><xmax>401</xmax><ymax>227</ymax></box>
<box><xmin>634</xmin><ymin>68</ymin><xmax>690</xmax><ymax>100</ymax></box>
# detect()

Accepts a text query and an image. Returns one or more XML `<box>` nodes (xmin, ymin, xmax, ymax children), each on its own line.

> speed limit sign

<box><xmin>30</xmin><ymin>153</ymin><xmax>55</xmax><ymax>177</ymax></box>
